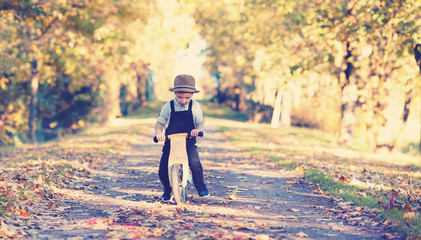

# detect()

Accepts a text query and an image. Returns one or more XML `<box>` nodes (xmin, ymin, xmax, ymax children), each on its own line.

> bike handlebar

<box><xmin>153</xmin><ymin>131</ymin><xmax>203</xmax><ymax>143</ymax></box>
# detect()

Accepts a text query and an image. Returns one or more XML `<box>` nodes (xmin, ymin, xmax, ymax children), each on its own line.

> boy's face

<box><xmin>175</xmin><ymin>92</ymin><xmax>193</xmax><ymax>107</ymax></box>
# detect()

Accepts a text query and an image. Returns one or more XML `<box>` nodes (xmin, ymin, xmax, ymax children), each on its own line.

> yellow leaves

<box><xmin>55</xmin><ymin>47</ymin><xmax>62</xmax><ymax>55</ymax></box>
<box><xmin>64</xmin><ymin>59</ymin><xmax>77</xmax><ymax>75</ymax></box>
<box><xmin>0</xmin><ymin>77</ymin><xmax>9</xmax><ymax>90</ymax></box>
<box><xmin>243</xmin><ymin>75</ymin><xmax>253</xmax><ymax>85</ymax></box>
<box><xmin>78</xmin><ymin>120</ymin><xmax>85</xmax><ymax>127</ymax></box>
<box><xmin>403</xmin><ymin>212</ymin><xmax>419</xmax><ymax>219</ymax></box>
<box><xmin>49</xmin><ymin>121</ymin><xmax>58</xmax><ymax>128</ymax></box>
<box><xmin>235</xmin><ymin>55</ymin><xmax>246</xmax><ymax>66</ymax></box>
<box><xmin>286</xmin><ymin>179</ymin><xmax>298</xmax><ymax>185</ymax></box>
<box><xmin>36</xmin><ymin>29</ymin><xmax>42</xmax><ymax>36</ymax></box>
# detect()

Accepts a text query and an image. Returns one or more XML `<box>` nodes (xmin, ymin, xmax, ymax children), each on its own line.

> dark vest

<box><xmin>165</xmin><ymin>100</ymin><xmax>196</xmax><ymax>146</ymax></box>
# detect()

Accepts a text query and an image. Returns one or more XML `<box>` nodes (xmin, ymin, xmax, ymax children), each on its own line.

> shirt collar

<box><xmin>173</xmin><ymin>98</ymin><xmax>190</xmax><ymax>108</ymax></box>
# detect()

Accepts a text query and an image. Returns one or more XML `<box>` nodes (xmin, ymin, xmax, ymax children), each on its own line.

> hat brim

<box><xmin>169</xmin><ymin>87</ymin><xmax>200</xmax><ymax>93</ymax></box>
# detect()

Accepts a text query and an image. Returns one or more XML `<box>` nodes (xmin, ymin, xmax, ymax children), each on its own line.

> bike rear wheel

<box><xmin>171</xmin><ymin>163</ymin><xmax>187</xmax><ymax>204</ymax></box>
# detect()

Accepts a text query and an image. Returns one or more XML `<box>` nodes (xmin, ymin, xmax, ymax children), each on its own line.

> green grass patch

<box><xmin>380</xmin><ymin>208</ymin><xmax>421</xmax><ymax>236</ymax></box>
<box><xmin>130</xmin><ymin>101</ymin><xmax>165</xmax><ymax>119</ymax></box>
<box><xmin>199</xmin><ymin>101</ymin><xmax>249</xmax><ymax>122</ymax></box>
<box><xmin>244</xmin><ymin>147</ymin><xmax>267</xmax><ymax>159</ymax></box>
<box><xmin>0</xmin><ymin>194</ymin><xmax>8</xmax><ymax>203</ymax></box>
<box><xmin>271</xmin><ymin>157</ymin><xmax>299</xmax><ymax>170</ymax></box>
<box><xmin>0</xmin><ymin>206</ymin><xmax>5</xmax><ymax>217</ymax></box>
<box><xmin>306</xmin><ymin>170</ymin><xmax>378</xmax><ymax>207</ymax></box>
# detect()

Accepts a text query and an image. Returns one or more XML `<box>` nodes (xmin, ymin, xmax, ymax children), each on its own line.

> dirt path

<box><xmin>4</xmin><ymin>121</ymin><xmax>402</xmax><ymax>239</ymax></box>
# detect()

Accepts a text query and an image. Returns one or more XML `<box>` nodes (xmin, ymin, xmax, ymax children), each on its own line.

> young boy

<box><xmin>155</xmin><ymin>74</ymin><xmax>209</xmax><ymax>201</ymax></box>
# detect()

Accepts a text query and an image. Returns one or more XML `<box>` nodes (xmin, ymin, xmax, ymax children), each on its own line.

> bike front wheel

<box><xmin>171</xmin><ymin>163</ymin><xmax>187</xmax><ymax>204</ymax></box>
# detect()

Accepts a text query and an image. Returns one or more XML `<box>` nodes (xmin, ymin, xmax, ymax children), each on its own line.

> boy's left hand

<box><xmin>190</xmin><ymin>129</ymin><xmax>201</xmax><ymax>137</ymax></box>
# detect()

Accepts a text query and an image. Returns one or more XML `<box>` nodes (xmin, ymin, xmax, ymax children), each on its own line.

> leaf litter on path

<box><xmin>0</xmin><ymin>118</ymin><xmax>411</xmax><ymax>239</ymax></box>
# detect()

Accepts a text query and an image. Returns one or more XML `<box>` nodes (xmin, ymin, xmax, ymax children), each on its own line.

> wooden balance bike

<box><xmin>154</xmin><ymin>132</ymin><xmax>203</xmax><ymax>204</ymax></box>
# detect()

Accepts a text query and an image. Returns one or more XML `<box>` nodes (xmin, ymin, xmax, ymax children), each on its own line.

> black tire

<box><xmin>171</xmin><ymin>164</ymin><xmax>187</xmax><ymax>204</ymax></box>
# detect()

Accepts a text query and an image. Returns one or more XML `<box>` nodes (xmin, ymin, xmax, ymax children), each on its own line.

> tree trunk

<box><xmin>271</xmin><ymin>88</ymin><xmax>283</xmax><ymax>128</ymax></box>
<box><xmin>105</xmin><ymin>70</ymin><xmax>122</xmax><ymax>122</ymax></box>
<box><xmin>414</xmin><ymin>44</ymin><xmax>421</xmax><ymax>74</ymax></box>
<box><xmin>28</xmin><ymin>58</ymin><xmax>39</xmax><ymax>144</ymax></box>
<box><xmin>338</xmin><ymin>84</ymin><xmax>358</xmax><ymax>146</ymax></box>
<box><xmin>389</xmin><ymin>88</ymin><xmax>413</xmax><ymax>150</ymax></box>
<box><xmin>235</xmin><ymin>71</ymin><xmax>247</xmax><ymax>112</ymax></box>
<box><xmin>280</xmin><ymin>90</ymin><xmax>292</xmax><ymax>127</ymax></box>
<box><xmin>413</xmin><ymin>44</ymin><xmax>421</xmax><ymax>152</ymax></box>
<box><xmin>338</xmin><ymin>41</ymin><xmax>357</xmax><ymax>146</ymax></box>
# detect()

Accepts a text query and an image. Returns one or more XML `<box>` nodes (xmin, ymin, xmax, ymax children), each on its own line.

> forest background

<box><xmin>0</xmin><ymin>0</ymin><xmax>420</xmax><ymax>156</ymax></box>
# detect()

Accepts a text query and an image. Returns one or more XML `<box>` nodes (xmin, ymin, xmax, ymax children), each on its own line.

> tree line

<box><xmin>0</xmin><ymin>0</ymin><xmax>420</xmax><ymax>153</ymax></box>
<box><xmin>194</xmin><ymin>0</ymin><xmax>420</xmax><ymax>152</ymax></box>
<box><xmin>0</xmin><ymin>0</ymin><xmax>197</xmax><ymax>145</ymax></box>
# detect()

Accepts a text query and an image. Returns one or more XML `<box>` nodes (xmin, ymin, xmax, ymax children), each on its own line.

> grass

<box><xmin>130</xmin><ymin>101</ymin><xmax>166</xmax><ymax>119</ymax></box>
<box><xmin>306</xmin><ymin>169</ymin><xmax>379</xmax><ymax>207</ymax></box>
<box><xmin>199</xmin><ymin>101</ymin><xmax>249</xmax><ymax>122</ymax></box>
<box><xmin>0</xmin><ymin>194</ymin><xmax>8</xmax><ymax>217</ymax></box>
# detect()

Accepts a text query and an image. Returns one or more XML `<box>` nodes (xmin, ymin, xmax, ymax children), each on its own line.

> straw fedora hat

<box><xmin>169</xmin><ymin>74</ymin><xmax>200</xmax><ymax>93</ymax></box>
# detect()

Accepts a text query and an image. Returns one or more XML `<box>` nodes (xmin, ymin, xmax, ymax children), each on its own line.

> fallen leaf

<box><xmin>295</xmin><ymin>166</ymin><xmax>304</xmax><ymax>172</ymax></box>
<box><xmin>228</xmin><ymin>193</ymin><xmax>238</xmax><ymax>200</ymax></box>
<box><xmin>87</xmin><ymin>218</ymin><xmax>97</xmax><ymax>225</ymax></box>
<box><xmin>0</xmin><ymin>221</ymin><xmax>19</xmax><ymax>238</ymax></box>
<box><xmin>262</xmin><ymin>180</ymin><xmax>274</xmax><ymax>184</ymax></box>
<box><xmin>48</xmin><ymin>201</ymin><xmax>59</xmax><ymax>210</ymax></box>
<box><xmin>402</xmin><ymin>212</ymin><xmax>418</xmax><ymax>219</ymax></box>
<box><xmin>19</xmin><ymin>211</ymin><xmax>30</xmax><ymax>217</ymax></box>
<box><xmin>403</xmin><ymin>204</ymin><xmax>413</xmax><ymax>212</ymax></box>
<box><xmin>339</xmin><ymin>176</ymin><xmax>348</xmax><ymax>182</ymax></box>
<box><xmin>277</xmin><ymin>215</ymin><xmax>297</xmax><ymax>219</ymax></box>
<box><xmin>236</xmin><ymin>224</ymin><xmax>246</xmax><ymax>230</ymax></box>
<box><xmin>382</xmin><ymin>233</ymin><xmax>398</xmax><ymax>239</ymax></box>
<box><xmin>296</xmin><ymin>231</ymin><xmax>308</xmax><ymax>237</ymax></box>
<box><xmin>286</xmin><ymin>180</ymin><xmax>297</xmax><ymax>185</ymax></box>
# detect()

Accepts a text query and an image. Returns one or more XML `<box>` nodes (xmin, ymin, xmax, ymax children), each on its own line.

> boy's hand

<box><xmin>156</xmin><ymin>133</ymin><xmax>166</xmax><ymax>142</ymax></box>
<box><xmin>190</xmin><ymin>129</ymin><xmax>201</xmax><ymax>137</ymax></box>
<box><xmin>155</xmin><ymin>122</ymin><xmax>165</xmax><ymax>141</ymax></box>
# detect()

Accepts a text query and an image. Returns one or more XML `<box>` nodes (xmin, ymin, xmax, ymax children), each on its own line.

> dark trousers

<box><xmin>158</xmin><ymin>142</ymin><xmax>205</xmax><ymax>192</ymax></box>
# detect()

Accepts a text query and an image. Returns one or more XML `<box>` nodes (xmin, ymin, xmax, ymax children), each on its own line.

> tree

<box><xmin>193</xmin><ymin>0</ymin><xmax>420</xmax><ymax>152</ymax></box>
<box><xmin>356</xmin><ymin>0</ymin><xmax>420</xmax><ymax>151</ymax></box>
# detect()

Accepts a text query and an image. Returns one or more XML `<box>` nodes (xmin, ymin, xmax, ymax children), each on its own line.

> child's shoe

<box><xmin>197</xmin><ymin>186</ymin><xmax>210</xmax><ymax>197</ymax></box>
<box><xmin>160</xmin><ymin>189</ymin><xmax>171</xmax><ymax>201</ymax></box>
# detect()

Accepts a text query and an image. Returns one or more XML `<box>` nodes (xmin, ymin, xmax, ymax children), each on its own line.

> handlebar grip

<box><xmin>187</xmin><ymin>131</ymin><xmax>204</xmax><ymax>138</ymax></box>
<box><xmin>153</xmin><ymin>131</ymin><xmax>204</xmax><ymax>143</ymax></box>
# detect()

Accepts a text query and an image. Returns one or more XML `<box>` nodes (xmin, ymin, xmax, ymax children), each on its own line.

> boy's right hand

<box><xmin>155</xmin><ymin>133</ymin><xmax>166</xmax><ymax>142</ymax></box>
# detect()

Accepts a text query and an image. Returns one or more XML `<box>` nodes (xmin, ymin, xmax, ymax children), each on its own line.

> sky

<box><xmin>175</xmin><ymin>36</ymin><xmax>207</xmax><ymax>79</ymax></box>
